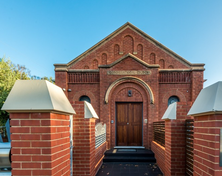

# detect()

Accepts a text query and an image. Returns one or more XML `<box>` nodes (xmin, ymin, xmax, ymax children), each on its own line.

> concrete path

<box><xmin>96</xmin><ymin>162</ymin><xmax>163</xmax><ymax>176</ymax></box>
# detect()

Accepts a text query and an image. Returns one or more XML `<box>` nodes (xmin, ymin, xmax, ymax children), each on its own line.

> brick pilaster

<box><xmin>191</xmin><ymin>71</ymin><xmax>203</xmax><ymax>102</ymax></box>
<box><xmin>55</xmin><ymin>71</ymin><xmax>68</xmax><ymax>96</ymax></box>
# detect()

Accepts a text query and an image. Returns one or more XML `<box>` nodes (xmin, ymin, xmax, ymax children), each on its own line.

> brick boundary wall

<box><xmin>151</xmin><ymin>141</ymin><xmax>165</xmax><ymax>175</ymax></box>
<box><xmin>94</xmin><ymin>142</ymin><xmax>106</xmax><ymax>174</ymax></box>
<box><xmin>10</xmin><ymin>112</ymin><xmax>70</xmax><ymax>176</ymax></box>
<box><xmin>193</xmin><ymin>114</ymin><xmax>222</xmax><ymax>176</ymax></box>
<box><xmin>152</xmin><ymin>119</ymin><xmax>187</xmax><ymax>176</ymax></box>
<box><xmin>152</xmin><ymin>102</ymin><xmax>192</xmax><ymax>176</ymax></box>
<box><xmin>152</xmin><ymin>106</ymin><xmax>222</xmax><ymax>176</ymax></box>
<box><xmin>72</xmin><ymin>101</ymin><xmax>107</xmax><ymax>176</ymax></box>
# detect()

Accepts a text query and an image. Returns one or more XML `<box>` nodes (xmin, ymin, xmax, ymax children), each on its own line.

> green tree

<box><xmin>41</xmin><ymin>76</ymin><xmax>55</xmax><ymax>84</ymax></box>
<box><xmin>0</xmin><ymin>56</ymin><xmax>30</xmax><ymax>126</ymax></box>
<box><xmin>0</xmin><ymin>56</ymin><xmax>55</xmax><ymax>126</ymax></box>
<box><xmin>31</xmin><ymin>75</ymin><xmax>55</xmax><ymax>84</ymax></box>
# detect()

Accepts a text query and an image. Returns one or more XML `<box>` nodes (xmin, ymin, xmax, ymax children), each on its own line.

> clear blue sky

<box><xmin>0</xmin><ymin>0</ymin><xmax>222</xmax><ymax>87</ymax></box>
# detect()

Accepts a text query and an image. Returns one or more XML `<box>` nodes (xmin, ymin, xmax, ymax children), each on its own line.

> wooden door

<box><xmin>116</xmin><ymin>102</ymin><xmax>142</xmax><ymax>146</ymax></box>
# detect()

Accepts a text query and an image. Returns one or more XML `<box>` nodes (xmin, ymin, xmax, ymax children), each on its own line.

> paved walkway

<box><xmin>96</xmin><ymin>162</ymin><xmax>163</xmax><ymax>176</ymax></box>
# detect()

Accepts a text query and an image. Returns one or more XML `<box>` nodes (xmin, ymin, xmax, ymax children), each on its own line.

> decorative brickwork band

<box><xmin>68</xmin><ymin>72</ymin><xmax>99</xmax><ymax>83</ymax></box>
<box><xmin>159</xmin><ymin>71</ymin><xmax>191</xmax><ymax>83</ymax></box>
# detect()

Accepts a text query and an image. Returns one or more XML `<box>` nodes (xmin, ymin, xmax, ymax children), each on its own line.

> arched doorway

<box><xmin>106</xmin><ymin>77</ymin><xmax>153</xmax><ymax>148</ymax></box>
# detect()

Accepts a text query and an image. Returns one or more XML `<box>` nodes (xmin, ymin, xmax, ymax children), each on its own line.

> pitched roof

<box><xmin>54</xmin><ymin>22</ymin><xmax>204</xmax><ymax>70</ymax></box>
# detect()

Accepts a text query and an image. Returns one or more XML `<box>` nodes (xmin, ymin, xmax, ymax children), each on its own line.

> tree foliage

<box><xmin>0</xmin><ymin>56</ymin><xmax>30</xmax><ymax>126</ymax></box>
<box><xmin>0</xmin><ymin>56</ymin><xmax>55</xmax><ymax>126</ymax></box>
<box><xmin>31</xmin><ymin>75</ymin><xmax>55</xmax><ymax>84</ymax></box>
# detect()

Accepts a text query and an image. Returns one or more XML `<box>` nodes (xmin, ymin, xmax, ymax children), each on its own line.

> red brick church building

<box><xmin>54</xmin><ymin>22</ymin><xmax>204</xmax><ymax>149</ymax></box>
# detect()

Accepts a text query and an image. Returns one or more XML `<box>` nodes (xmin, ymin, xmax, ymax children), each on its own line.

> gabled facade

<box><xmin>54</xmin><ymin>22</ymin><xmax>204</xmax><ymax>149</ymax></box>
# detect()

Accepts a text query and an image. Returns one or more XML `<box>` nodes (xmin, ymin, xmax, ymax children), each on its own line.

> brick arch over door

<box><xmin>109</xmin><ymin>82</ymin><xmax>150</xmax><ymax>148</ymax></box>
<box><xmin>104</xmin><ymin>76</ymin><xmax>154</xmax><ymax>104</ymax></box>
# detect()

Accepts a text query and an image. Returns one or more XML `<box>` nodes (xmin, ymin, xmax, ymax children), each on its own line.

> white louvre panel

<box><xmin>95</xmin><ymin>123</ymin><xmax>106</xmax><ymax>148</ymax></box>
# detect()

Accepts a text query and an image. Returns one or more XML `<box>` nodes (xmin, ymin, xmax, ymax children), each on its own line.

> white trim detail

<box><xmin>84</xmin><ymin>101</ymin><xmax>99</xmax><ymax>119</ymax></box>
<box><xmin>162</xmin><ymin>102</ymin><xmax>177</xmax><ymax>120</ymax></box>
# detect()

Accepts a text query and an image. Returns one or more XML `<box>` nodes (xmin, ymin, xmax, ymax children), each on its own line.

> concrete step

<box><xmin>103</xmin><ymin>156</ymin><xmax>156</xmax><ymax>162</ymax></box>
<box><xmin>114</xmin><ymin>146</ymin><xmax>145</xmax><ymax>149</ymax></box>
<box><xmin>103</xmin><ymin>148</ymin><xmax>156</xmax><ymax>162</ymax></box>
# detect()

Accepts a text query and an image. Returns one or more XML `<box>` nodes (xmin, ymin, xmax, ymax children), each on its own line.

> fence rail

<box><xmin>185</xmin><ymin>119</ymin><xmax>194</xmax><ymax>176</ymax></box>
<box><xmin>95</xmin><ymin>123</ymin><xmax>106</xmax><ymax>148</ymax></box>
<box><xmin>153</xmin><ymin>121</ymin><xmax>165</xmax><ymax>147</ymax></box>
<box><xmin>68</xmin><ymin>72</ymin><xmax>99</xmax><ymax>83</ymax></box>
<box><xmin>159</xmin><ymin>72</ymin><xmax>191</xmax><ymax>83</ymax></box>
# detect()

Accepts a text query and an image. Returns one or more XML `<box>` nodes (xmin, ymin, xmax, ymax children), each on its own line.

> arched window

<box><xmin>159</xmin><ymin>59</ymin><xmax>165</xmax><ymax>69</ymax></box>
<box><xmin>114</xmin><ymin>44</ymin><xmax>120</xmax><ymax>58</ymax></box>
<box><xmin>137</xmin><ymin>44</ymin><xmax>143</xmax><ymax>60</ymax></box>
<box><xmin>168</xmin><ymin>96</ymin><xmax>179</xmax><ymax>106</ymax></box>
<box><xmin>93</xmin><ymin>59</ymin><xmax>98</xmax><ymax>69</ymax></box>
<box><xmin>101</xmin><ymin>53</ymin><xmax>107</xmax><ymax>65</ymax></box>
<box><xmin>123</xmin><ymin>35</ymin><xmax>134</xmax><ymax>54</ymax></box>
<box><xmin>79</xmin><ymin>95</ymin><xmax>91</xmax><ymax>103</ymax></box>
<box><xmin>150</xmin><ymin>53</ymin><xmax>156</xmax><ymax>64</ymax></box>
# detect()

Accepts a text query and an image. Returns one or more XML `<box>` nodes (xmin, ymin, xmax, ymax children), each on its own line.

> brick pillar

<box><xmin>193</xmin><ymin>114</ymin><xmax>222</xmax><ymax>176</ymax></box>
<box><xmin>10</xmin><ymin>112</ymin><xmax>71</xmax><ymax>176</ymax></box>
<box><xmin>72</xmin><ymin>101</ymin><xmax>96</xmax><ymax>176</ymax></box>
<box><xmin>165</xmin><ymin>119</ymin><xmax>186</xmax><ymax>176</ymax></box>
